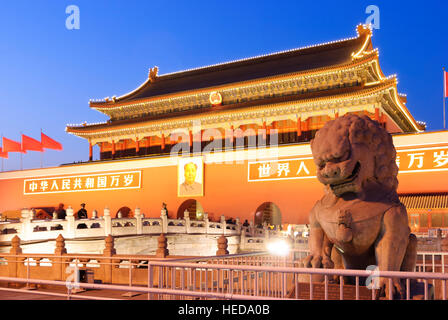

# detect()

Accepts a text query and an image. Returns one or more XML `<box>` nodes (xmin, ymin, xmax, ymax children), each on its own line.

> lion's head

<box><xmin>310</xmin><ymin>114</ymin><xmax>398</xmax><ymax>198</ymax></box>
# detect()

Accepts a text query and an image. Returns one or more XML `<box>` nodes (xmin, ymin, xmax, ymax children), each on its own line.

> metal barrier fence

<box><xmin>0</xmin><ymin>252</ymin><xmax>447</xmax><ymax>300</ymax></box>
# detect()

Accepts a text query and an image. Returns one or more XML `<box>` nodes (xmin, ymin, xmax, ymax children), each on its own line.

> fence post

<box><xmin>66</xmin><ymin>207</ymin><xmax>75</xmax><ymax>238</ymax></box>
<box><xmin>102</xmin><ymin>235</ymin><xmax>116</xmax><ymax>284</ymax></box>
<box><xmin>103</xmin><ymin>207</ymin><xmax>112</xmax><ymax>236</ymax></box>
<box><xmin>8</xmin><ymin>235</ymin><xmax>23</xmax><ymax>287</ymax></box>
<box><xmin>135</xmin><ymin>208</ymin><xmax>142</xmax><ymax>235</ymax></box>
<box><xmin>53</xmin><ymin>234</ymin><xmax>67</xmax><ymax>281</ymax></box>
<box><xmin>161</xmin><ymin>207</ymin><xmax>168</xmax><ymax>234</ymax></box>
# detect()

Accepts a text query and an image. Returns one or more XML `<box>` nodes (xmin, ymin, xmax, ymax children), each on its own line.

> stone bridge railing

<box><xmin>0</xmin><ymin>207</ymin><xmax>300</xmax><ymax>243</ymax></box>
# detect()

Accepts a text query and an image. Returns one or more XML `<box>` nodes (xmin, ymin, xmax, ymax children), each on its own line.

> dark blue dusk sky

<box><xmin>0</xmin><ymin>0</ymin><xmax>446</xmax><ymax>171</ymax></box>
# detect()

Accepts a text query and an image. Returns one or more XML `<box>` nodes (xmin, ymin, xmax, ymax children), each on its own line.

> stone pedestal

<box><xmin>156</xmin><ymin>233</ymin><xmax>169</xmax><ymax>258</ymax></box>
<box><xmin>216</xmin><ymin>235</ymin><xmax>229</xmax><ymax>255</ymax></box>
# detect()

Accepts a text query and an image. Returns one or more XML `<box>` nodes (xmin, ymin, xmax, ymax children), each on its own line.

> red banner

<box><xmin>41</xmin><ymin>132</ymin><xmax>62</xmax><ymax>150</ymax></box>
<box><xmin>0</xmin><ymin>147</ymin><xmax>8</xmax><ymax>159</ymax></box>
<box><xmin>3</xmin><ymin>137</ymin><xmax>25</xmax><ymax>153</ymax></box>
<box><xmin>22</xmin><ymin>134</ymin><xmax>43</xmax><ymax>152</ymax></box>
<box><xmin>445</xmin><ymin>71</ymin><xmax>448</xmax><ymax>98</ymax></box>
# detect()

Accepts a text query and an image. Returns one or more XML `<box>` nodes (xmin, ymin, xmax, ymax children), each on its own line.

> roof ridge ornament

<box><xmin>352</xmin><ymin>24</ymin><xmax>374</xmax><ymax>60</ymax></box>
<box><xmin>357</xmin><ymin>24</ymin><xmax>372</xmax><ymax>37</ymax></box>
<box><xmin>149</xmin><ymin>66</ymin><xmax>159</xmax><ymax>83</ymax></box>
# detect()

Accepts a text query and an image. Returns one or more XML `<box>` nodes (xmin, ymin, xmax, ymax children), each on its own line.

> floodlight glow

<box><xmin>266</xmin><ymin>239</ymin><xmax>290</xmax><ymax>256</ymax></box>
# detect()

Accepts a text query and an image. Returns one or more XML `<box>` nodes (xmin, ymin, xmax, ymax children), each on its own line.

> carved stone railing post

<box><xmin>53</xmin><ymin>234</ymin><xmax>67</xmax><ymax>281</ymax></box>
<box><xmin>8</xmin><ymin>236</ymin><xmax>23</xmax><ymax>284</ymax></box>
<box><xmin>249</xmin><ymin>221</ymin><xmax>254</xmax><ymax>237</ymax></box>
<box><xmin>92</xmin><ymin>210</ymin><xmax>98</xmax><ymax>219</ymax></box>
<box><xmin>156</xmin><ymin>233</ymin><xmax>169</xmax><ymax>258</ymax></box>
<box><xmin>102</xmin><ymin>235</ymin><xmax>116</xmax><ymax>284</ymax></box>
<box><xmin>103</xmin><ymin>207</ymin><xmax>112</xmax><ymax>236</ymax></box>
<box><xmin>240</xmin><ymin>228</ymin><xmax>246</xmax><ymax>251</ymax></box>
<box><xmin>216</xmin><ymin>235</ymin><xmax>229</xmax><ymax>255</ymax></box>
<box><xmin>184</xmin><ymin>210</ymin><xmax>190</xmax><ymax>234</ymax></box>
<box><xmin>20</xmin><ymin>209</ymin><xmax>32</xmax><ymax>241</ymax></box>
<box><xmin>263</xmin><ymin>222</ymin><xmax>270</xmax><ymax>240</ymax></box>
<box><xmin>53</xmin><ymin>211</ymin><xmax>58</xmax><ymax>220</ymax></box>
<box><xmin>235</xmin><ymin>217</ymin><xmax>241</xmax><ymax>234</ymax></box>
<box><xmin>220</xmin><ymin>215</ymin><xmax>227</xmax><ymax>235</ymax></box>
<box><xmin>135</xmin><ymin>208</ymin><xmax>142</xmax><ymax>235</ymax></box>
<box><xmin>161</xmin><ymin>207</ymin><xmax>168</xmax><ymax>234</ymax></box>
<box><xmin>203</xmin><ymin>213</ymin><xmax>209</xmax><ymax>234</ymax></box>
<box><xmin>66</xmin><ymin>207</ymin><xmax>75</xmax><ymax>238</ymax></box>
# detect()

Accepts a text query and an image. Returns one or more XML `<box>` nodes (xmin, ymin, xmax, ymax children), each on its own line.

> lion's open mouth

<box><xmin>329</xmin><ymin>162</ymin><xmax>361</xmax><ymax>191</ymax></box>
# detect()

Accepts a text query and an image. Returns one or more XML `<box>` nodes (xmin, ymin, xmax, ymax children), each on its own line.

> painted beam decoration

<box><xmin>24</xmin><ymin>171</ymin><xmax>141</xmax><ymax>194</ymax></box>
<box><xmin>248</xmin><ymin>146</ymin><xmax>448</xmax><ymax>181</ymax></box>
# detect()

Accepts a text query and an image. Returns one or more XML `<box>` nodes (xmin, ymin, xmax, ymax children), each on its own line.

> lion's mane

<box><xmin>313</xmin><ymin>114</ymin><xmax>398</xmax><ymax>193</ymax></box>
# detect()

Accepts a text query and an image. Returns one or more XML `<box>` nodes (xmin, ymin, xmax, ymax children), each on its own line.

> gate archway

<box><xmin>254</xmin><ymin>202</ymin><xmax>282</xmax><ymax>227</ymax></box>
<box><xmin>115</xmin><ymin>206</ymin><xmax>133</xmax><ymax>218</ymax></box>
<box><xmin>177</xmin><ymin>199</ymin><xmax>205</xmax><ymax>220</ymax></box>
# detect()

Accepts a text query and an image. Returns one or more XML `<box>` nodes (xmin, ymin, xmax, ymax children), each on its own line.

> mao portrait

<box><xmin>178</xmin><ymin>157</ymin><xmax>203</xmax><ymax>197</ymax></box>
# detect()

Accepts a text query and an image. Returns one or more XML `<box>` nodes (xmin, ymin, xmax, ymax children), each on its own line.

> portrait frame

<box><xmin>177</xmin><ymin>156</ymin><xmax>204</xmax><ymax>197</ymax></box>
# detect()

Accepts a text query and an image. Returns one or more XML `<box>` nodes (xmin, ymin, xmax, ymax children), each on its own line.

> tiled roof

<box><xmin>399</xmin><ymin>193</ymin><xmax>448</xmax><ymax>209</ymax></box>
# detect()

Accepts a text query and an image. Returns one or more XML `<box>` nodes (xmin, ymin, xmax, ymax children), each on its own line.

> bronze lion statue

<box><xmin>301</xmin><ymin>114</ymin><xmax>417</xmax><ymax>299</ymax></box>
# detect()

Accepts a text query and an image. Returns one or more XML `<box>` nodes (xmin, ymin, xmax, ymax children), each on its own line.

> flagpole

<box><xmin>20</xmin><ymin>131</ymin><xmax>23</xmax><ymax>171</ymax></box>
<box><xmin>40</xmin><ymin>128</ymin><xmax>43</xmax><ymax>168</ymax></box>
<box><xmin>444</xmin><ymin>67</ymin><xmax>446</xmax><ymax>130</ymax></box>
<box><xmin>1</xmin><ymin>133</ymin><xmax>3</xmax><ymax>172</ymax></box>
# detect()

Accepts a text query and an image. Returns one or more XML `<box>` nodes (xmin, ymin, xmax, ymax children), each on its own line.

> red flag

<box><xmin>444</xmin><ymin>71</ymin><xmax>448</xmax><ymax>98</ymax></box>
<box><xmin>22</xmin><ymin>134</ymin><xmax>43</xmax><ymax>152</ymax></box>
<box><xmin>0</xmin><ymin>147</ymin><xmax>8</xmax><ymax>159</ymax></box>
<box><xmin>3</xmin><ymin>137</ymin><xmax>26</xmax><ymax>153</ymax></box>
<box><xmin>41</xmin><ymin>132</ymin><xmax>63</xmax><ymax>151</ymax></box>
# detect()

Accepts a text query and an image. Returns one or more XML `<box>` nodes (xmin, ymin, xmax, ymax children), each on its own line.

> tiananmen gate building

<box><xmin>0</xmin><ymin>25</ymin><xmax>447</xmax><ymax>233</ymax></box>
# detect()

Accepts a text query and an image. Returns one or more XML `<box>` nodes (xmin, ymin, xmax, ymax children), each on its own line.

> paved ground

<box><xmin>0</xmin><ymin>284</ymin><xmax>151</xmax><ymax>300</ymax></box>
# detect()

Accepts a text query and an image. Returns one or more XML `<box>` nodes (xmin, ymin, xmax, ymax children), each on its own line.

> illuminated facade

<box><xmin>0</xmin><ymin>25</ymin><xmax>447</xmax><ymax>232</ymax></box>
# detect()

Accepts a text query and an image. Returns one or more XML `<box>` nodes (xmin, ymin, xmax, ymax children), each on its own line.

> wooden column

<box><xmin>374</xmin><ymin>108</ymin><xmax>380</xmax><ymax>121</ymax></box>
<box><xmin>335</xmin><ymin>112</ymin><xmax>339</xmax><ymax>119</ymax></box>
<box><xmin>111</xmin><ymin>141</ymin><xmax>116</xmax><ymax>158</ymax></box>
<box><xmin>381</xmin><ymin>114</ymin><xmax>387</xmax><ymax>128</ymax></box>
<box><xmin>189</xmin><ymin>130</ymin><xmax>193</xmax><ymax>147</ymax></box>
<box><xmin>89</xmin><ymin>142</ymin><xmax>93</xmax><ymax>161</ymax></box>
<box><xmin>161</xmin><ymin>134</ymin><xmax>166</xmax><ymax>150</ymax></box>
<box><xmin>263</xmin><ymin>121</ymin><xmax>267</xmax><ymax>140</ymax></box>
<box><xmin>135</xmin><ymin>137</ymin><xmax>140</xmax><ymax>154</ymax></box>
<box><xmin>302</xmin><ymin>118</ymin><xmax>308</xmax><ymax>132</ymax></box>
<box><xmin>297</xmin><ymin>117</ymin><xmax>302</xmax><ymax>137</ymax></box>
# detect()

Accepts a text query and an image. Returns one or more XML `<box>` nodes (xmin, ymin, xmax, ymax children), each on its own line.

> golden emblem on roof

<box><xmin>209</xmin><ymin>91</ymin><xmax>222</xmax><ymax>106</ymax></box>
